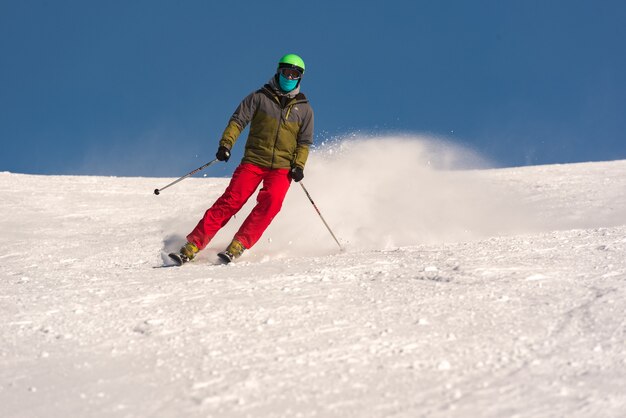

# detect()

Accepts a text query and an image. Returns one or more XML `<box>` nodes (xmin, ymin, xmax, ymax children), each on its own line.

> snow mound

<box><xmin>1</xmin><ymin>139</ymin><xmax>626</xmax><ymax>417</ymax></box>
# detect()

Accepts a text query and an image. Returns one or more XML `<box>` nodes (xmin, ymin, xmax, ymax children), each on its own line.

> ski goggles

<box><xmin>279</xmin><ymin>67</ymin><xmax>302</xmax><ymax>80</ymax></box>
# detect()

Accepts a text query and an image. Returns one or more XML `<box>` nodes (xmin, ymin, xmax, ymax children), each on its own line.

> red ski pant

<box><xmin>186</xmin><ymin>163</ymin><xmax>292</xmax><ymax>250</ymax></box>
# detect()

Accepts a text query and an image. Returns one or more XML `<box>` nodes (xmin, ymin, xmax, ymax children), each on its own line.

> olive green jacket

<box><xmin>219</xmin><ymin>77</ymin><xmax>314</xmax><ymax>170</ymax></box>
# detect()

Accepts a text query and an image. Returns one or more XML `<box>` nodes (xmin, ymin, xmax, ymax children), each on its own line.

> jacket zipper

<box><xmin>269</xmin><ymin>93</ymin><xmax>283</xmax><ymax>169</ymax></box>
<box><xmin>267</xmin><ymin>89</ymin><xmax>304</xmax><ymax>169</ymax></box>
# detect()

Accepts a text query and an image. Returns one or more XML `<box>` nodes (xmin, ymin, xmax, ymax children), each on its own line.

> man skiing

<box><xmin>169</xmin><ymin>53</ymin><xmax>314</xmax><ymax>265</ymax></box>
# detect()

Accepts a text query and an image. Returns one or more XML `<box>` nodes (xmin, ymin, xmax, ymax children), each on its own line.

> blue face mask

<box><xmin>278</xmin><ymin>73</ymin><xmax>299</xmax><ymax>92</ymax></box>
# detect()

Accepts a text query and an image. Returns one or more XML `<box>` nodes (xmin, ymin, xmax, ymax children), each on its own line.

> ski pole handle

<box><xmin>154</xmin><ymin>159</ymin><xmax>219</xmax><ymax>195</ymax></box>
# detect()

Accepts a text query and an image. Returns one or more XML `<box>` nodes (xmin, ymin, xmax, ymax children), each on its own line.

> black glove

<box><xmin>216</xmin><ymin>146</ymin><xmax>231</xmax><ymax>162</ymax></box>
<box><xmin>290</xmin><ymin>166</ymin><xmax>304</xmax><ymax>182</ymax></box>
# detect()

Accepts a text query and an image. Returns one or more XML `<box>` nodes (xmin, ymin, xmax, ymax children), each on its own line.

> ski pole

<box><xmin>154</xmin><ymin>159</ymin><xmax>219</xmax><ymax>195</ymax></box>
<box><xmin>299</xmin><ymin>182</ymin><xmax>343</xmax><ymax>250</ymax></box>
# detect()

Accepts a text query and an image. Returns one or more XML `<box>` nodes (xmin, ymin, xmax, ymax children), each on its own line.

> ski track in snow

<box><xmin>1</xmin><ymin>137</ymin><xmax>626</xmax><ymax>417</ymax></box>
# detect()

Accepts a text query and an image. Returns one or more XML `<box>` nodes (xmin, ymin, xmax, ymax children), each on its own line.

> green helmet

<box><xmin>277</xmin><ymin>53</ymin><xmax>305</xmax><ymax>74</ymax></box>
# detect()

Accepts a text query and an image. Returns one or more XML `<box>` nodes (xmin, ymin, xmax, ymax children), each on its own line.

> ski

<box><xmin>217</xmin><ymin>251</ymin><xmax>233</xmax><ymax>264</ymax></box>
<box><xmin>165</xmin><ymin>252</ymin><xmax>229</xmax><ymax>267</ymax></box>
<box><xmin>168</xmin><ymin>252</ymin><xmax>187</xmax><ymax>266</ymax></box>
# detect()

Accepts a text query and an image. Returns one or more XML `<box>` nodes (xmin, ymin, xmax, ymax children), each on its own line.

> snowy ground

<box><xmin>1</xmin><ymin>138</ymin><xmax>626</xmax><ymax>417</ymax></box>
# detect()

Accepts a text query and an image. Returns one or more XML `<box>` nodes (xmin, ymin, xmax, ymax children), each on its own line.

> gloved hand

<box><xmin>290</xmin><ymin>166</ymin><xmax>304</xmax><ymax>182</ymax></box>
<box><xmin>216</xmin><ymin>146</ymin><xmax>231</xmax><ymax>162</ymax></box>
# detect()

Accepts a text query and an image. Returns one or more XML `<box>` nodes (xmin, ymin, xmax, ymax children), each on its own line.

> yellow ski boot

<box><xmin>168</xmin><ymin>242</ymin><xmax>199</xmax><ymax>266</ymax></box>
<box><xmin>217</xmin><ymin>239</ymin><xmax>246</xmax><ymax>264</ymax></box>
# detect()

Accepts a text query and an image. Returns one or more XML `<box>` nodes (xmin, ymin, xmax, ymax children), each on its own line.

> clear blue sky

<box><xmin>1</xmin><ymin>0</ymin><xmax>625</xmax><ymax>177</ymax></box>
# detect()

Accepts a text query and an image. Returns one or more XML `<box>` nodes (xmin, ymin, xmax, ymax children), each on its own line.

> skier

<box><xmin>170</xmin><ymin>54</ymin><xmax>314</xmax><ymax>265</ymax></box>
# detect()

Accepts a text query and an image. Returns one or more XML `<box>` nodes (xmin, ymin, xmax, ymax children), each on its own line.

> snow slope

<box><xmin>1</xmin><ymin>137</ymin><xmax>626</xmax><ymax>417</ymax></box>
